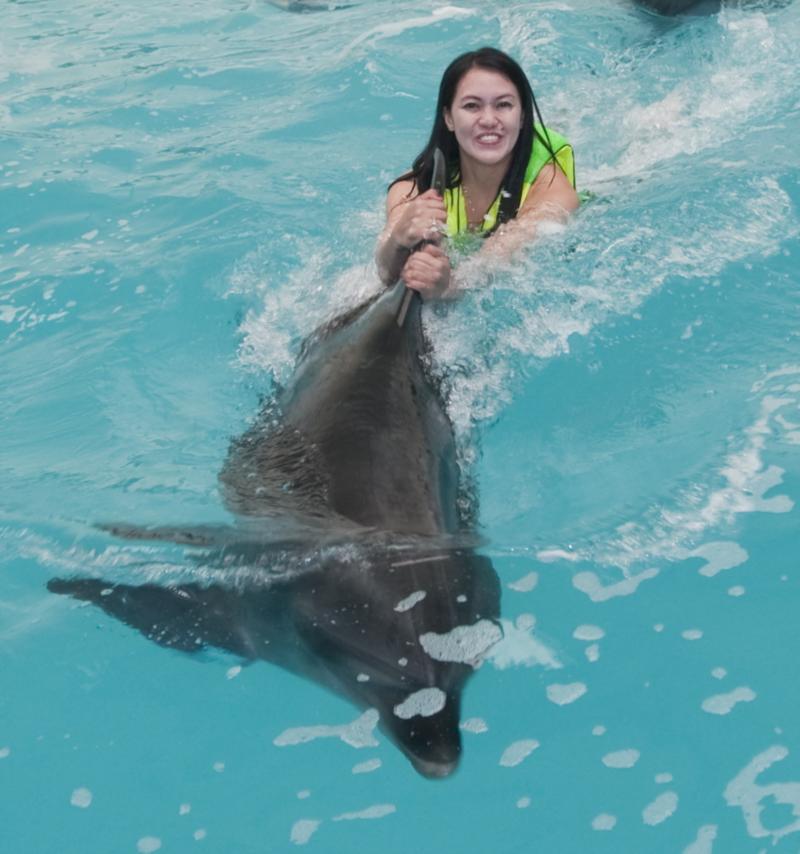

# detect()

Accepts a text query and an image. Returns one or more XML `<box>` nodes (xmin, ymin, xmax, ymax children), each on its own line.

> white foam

<box><xmin>585</xmin><ymin>644</ymin><xmax>600</xmax><ymax>663</ymax></box>
<box><xmin>573</xmin><ymin>568</ymin><xmax>659</xmax><ymax>602</ymax></box>
<box><xmin>274</xmin><ymin>709</ymin><xmax>379</xmax><ymax>749</ymax></box>
<box><xmin>573</xmin><ymin>369</ymin><xmax>799</xmax><ymax>574</ymax></box>
<box><xmin>724</xmin><ymin>746</ymin><xmax>800</xmax><ymax>843</ymax></box>
<box><xmin>592</xmin><ymin>814</ymin><xmax>617</xmax><ymax>831</ymax></box>
<box><xmin>499</xmin><ymin>739</ymin><xmax>539</xmax><ymax>768</ymax></box>
<box><xmin>137</xmin><ymin>839</ymin><xmax>162</xmax><ymax>854</ymax></box>
<box><xmin>642</xmin><ymin>791</ymin><xmax>679</xmax><ymax>826</ymax></box>
<box><xmin>516</xmin><ymin>797</ymin><xmax>531</xmax><ymax>809</ymax></box>
<box><xmin>394</xmin><ymin>591</ymin><xmax>426</xmax><ymax>612</ymax></box>
<box><xmin>603</xmin><ymin>749</ymin><xmax>640</xmax><ymax>769</ymax></box>
<box><xmin>333</xmin><ymin>804</ymin><xmax>396</xmax><ymax>821</ymax></box>
<box><xmin>420</xmin><ymin>619</ymin><xmax>502</xmax><ymax>665</ymax></box>
<box><xmin>352</xmin><ymin>758</ymin><xmax>381</xmax><ymax>775</ymax></box>
<box><xmin>682</xmin><ymin>629</ymin><xmax>703</xmax><ymax>641</ymax></box>
<box><xmin>226</xmin><ymin>666</ymin><xmax>241</xmax><ymax>680</ymax></box>
<box><xmin>690</xmin><ymin>541</ymin><xmax>748</xmax><ymax>577</ymax></box>
<box><xmin>573</xmin><ymin>625</ymin><xmax>605</xmax><ymax>641</ymax></box>
<box><xmin>393</xmin><ymin>688</ymin><xmax>446</xmax><ymax>720</ymax></box>
<box><xmin>461</xmin><ymin>717</ymin><xmax>488</xmax><ymax>734</ymax></box>
<box><xmin>546</xmin><ymin>682</ymin><xmax>587</xmax><ymax>706</ymax></box>
<box><xmin>508</xmin><ymin>571</ymin><xmax>539</xmax><ymax>592</ymax></box>
<box><xmin>70</xmin><ymin>788</ymin><xmax>92</xmax><ymax>808</ymax></box>
<box><xmin>683</xmin><ymin>825</ymin><xmax>718</xmax><ymax>854</ymax></box>
<box><xmin>656</xmin><ymin>773</ymin><xmax>674</xmax><ymax>785</ymax></box>
<box><xmin>290</xmin><ymin>819</ymin><xmax>320</xmax><ymax>846</ymax></box>
<box><xmin>712</xmin><ymin>668</ymin><xmax>727</xmax><ymax>680</ymax></box>
<box><xmin>488</xmin><ymin>618</ymin><xmax>561</xmax><ymax>670</ymax></box>
<box><xmin>333</xmin><ymin>6</ymin><xmax>475</xmax><ymax>64</ymax></box>
<box><xmin>702</xmin><ymin>687</ymin><xmax>756</xmax><ymax>716</ymax></box>
<box><xmin>193</xmin><ymin>829</ymin><xmax>206</xmax><ymax>841</ymax></box>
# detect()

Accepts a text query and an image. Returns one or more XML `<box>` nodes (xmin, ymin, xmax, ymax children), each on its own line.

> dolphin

<box><xmin>48</xmin><ymin>282</ymin><xmax>502</xmax><ymax>778</ymax></box>
<box><xmin>635</xmin><ymin>0</ymin><xmax>721</xmax><ymax>12</ymax></box>
<box><xmin>634</xmin><ymin>0</ymin><xmax>792</xmax><ymax>14</ymax></box>
<box><xmin>267</xmin><ymin>0</ymin><xmax>356</xmax><ymax>12</ymax></box>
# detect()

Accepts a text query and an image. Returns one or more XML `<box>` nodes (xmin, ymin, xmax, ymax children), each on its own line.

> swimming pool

<box><xmin>2</xmin><ymin>0</ymin><xmax>799</xmax><ymax>850</ymax></box>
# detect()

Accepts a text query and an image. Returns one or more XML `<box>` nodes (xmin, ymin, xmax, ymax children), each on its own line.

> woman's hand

<box><xmin>401</xmin><ymin>243</ymin><xmax>452</xmax><ymax>300</ymax></box>
<box><xmin>391</xmin><ymin>189</ymin><xmax>447</xmax><ymax>249</ymax></box>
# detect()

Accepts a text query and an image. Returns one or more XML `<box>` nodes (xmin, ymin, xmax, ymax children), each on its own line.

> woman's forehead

<box><xmin>453</xmin><ymin>67</ymin><xmax>518</xmax><ymax>101</ymax></box>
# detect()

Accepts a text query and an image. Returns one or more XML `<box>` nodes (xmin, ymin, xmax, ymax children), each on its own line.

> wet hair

<box><xmin>390</xmin><ymin>46</ymin><xmax>558</xmax><ymax>232</ymax></box>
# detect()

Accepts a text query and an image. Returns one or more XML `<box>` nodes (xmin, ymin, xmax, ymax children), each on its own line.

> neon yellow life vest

<box><xmin>443</xmin><ymin>124</ymin><xmax>575</xmax><ymax>238</ymax></box>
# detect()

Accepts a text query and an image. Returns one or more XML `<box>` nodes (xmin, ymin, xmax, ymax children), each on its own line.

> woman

<box><xmin>376</xmin><ymin>47</ymin><xmax>579</xmax><ymax>299</ymax></box>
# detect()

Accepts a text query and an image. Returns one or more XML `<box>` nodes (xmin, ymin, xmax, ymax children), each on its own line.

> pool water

<box><xmin>2</xmin><ymin>1</ymin><xmax>799</xmax><ymax>851</ymax></box>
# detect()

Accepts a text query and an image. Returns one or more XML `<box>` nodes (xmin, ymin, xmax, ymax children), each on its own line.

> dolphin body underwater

<box><xmin>634</xmin><ymin>0</ymin><xmax>792</xmax><ymax>13</ymax></box>
<box><xmin>48</xmin><ymin>280</ymin><xmax>502</xmax><ymax>779</ymax></box>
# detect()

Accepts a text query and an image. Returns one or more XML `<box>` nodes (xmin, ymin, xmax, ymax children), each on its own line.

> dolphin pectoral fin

<box><xmin>47</xmin><ymin>577</ymin><xmax>263</xmax><ymax>658</ymax></box>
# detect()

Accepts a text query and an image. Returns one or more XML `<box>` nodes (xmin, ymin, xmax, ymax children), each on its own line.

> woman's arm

<box><xmin>480</xmin><ymin>163</ymin><xmax>579</xmax><ymax>258</ymax></box>
<box><xmin>375</xmin><ymin>180</ymin><xmax>447</xmax><ymax>285</ymax></box>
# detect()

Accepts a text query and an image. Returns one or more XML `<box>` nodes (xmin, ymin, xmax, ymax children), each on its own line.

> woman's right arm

<box><xmin>375</xmin><ymin>181</ymin><xmax>446</xmax><ymax>285</ymax></box>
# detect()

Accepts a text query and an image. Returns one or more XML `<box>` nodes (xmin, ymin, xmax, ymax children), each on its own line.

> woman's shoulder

<box><xmin>386</xmin><ymin>177</ymin><xmax>419</xmax><ymax>211</ymax></box>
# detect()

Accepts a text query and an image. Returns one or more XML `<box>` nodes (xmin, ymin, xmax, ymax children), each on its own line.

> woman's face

<box><xmin>443</xmin><ymin>67</ymin><xmax>523</xmax><ymax>170</ymax></box>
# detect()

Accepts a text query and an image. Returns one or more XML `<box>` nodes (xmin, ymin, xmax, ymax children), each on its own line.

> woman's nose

<box><xmin>478</xmin><ymin>108</ymin><xmax>498</xmax><ymax>125</ymax></box>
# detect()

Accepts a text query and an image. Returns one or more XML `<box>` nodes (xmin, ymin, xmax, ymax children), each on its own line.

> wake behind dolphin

<box><xmin>49</xmin><ymin>281</ymin><xmax>501</xmax><ymax>778</ymax></box>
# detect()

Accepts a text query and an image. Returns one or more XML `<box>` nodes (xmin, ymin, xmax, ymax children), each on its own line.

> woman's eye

<box><xmin>463</xmin><ymin>103</ymin><xmax>479</xmax><ymax>111</ymax></box>
<box><xmin>498</xmin><ymin>101</ymin><xmax>514</xmax><ymax>109</ymax></box>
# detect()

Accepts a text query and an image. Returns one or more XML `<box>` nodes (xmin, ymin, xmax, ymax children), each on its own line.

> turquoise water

<box><xmin>2</xmin><ymin>0</ymin><xmax>799</xmax><ymax>851</ymax></box>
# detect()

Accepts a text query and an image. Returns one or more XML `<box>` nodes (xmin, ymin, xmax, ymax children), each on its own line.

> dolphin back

<box><xmin>221</xmin><ymin>283</ymin><xmax>461</xmax><ymax>536</ymax></box>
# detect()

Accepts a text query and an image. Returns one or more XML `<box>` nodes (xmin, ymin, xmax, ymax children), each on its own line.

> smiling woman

<box><xmin>375</xmin><ymin>46</ymin><xmax>579</xmax><ymax>297</ymax></box>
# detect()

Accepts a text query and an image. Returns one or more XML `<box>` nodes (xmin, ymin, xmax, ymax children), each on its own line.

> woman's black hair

<box><xmin>390</xmin><ymin>46</ymin><xmax>557</xmax><ymax>232</ymax></box>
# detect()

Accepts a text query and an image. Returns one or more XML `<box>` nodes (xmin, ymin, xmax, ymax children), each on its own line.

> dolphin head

<box><xmin>289</xmin><ymin>543</ymin><xmax>501</xmax><ymax>777</ymax></box>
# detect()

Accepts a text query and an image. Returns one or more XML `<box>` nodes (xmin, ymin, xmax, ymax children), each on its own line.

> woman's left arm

<box><xmin>480</xmin><ymin>162</ymin><xmax>579</xmax><ymax>258</ymax></box>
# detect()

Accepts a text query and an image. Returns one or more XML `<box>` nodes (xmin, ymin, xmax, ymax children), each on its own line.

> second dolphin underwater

<box><xmin>49</xmin><ymin>281</ymin><xmax>502</xmax><ymax>779</ymax></box>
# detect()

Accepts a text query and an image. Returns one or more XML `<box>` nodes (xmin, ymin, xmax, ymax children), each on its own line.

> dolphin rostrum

<box><xmin>49</xmin><ymin>281</ymin><xmax>502</xmax><ymax>778</ymax></box>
